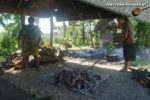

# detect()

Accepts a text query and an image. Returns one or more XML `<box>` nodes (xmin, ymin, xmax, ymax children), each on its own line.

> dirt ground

<box><xmin>0</xmin><ymin>78</ymin><xmax>32</xmax><ymax>100</ymax></box>
<box><xmin>1</xmin><ymin>56</ymin><xmax>150</xmax><ymax>100</ymax></box>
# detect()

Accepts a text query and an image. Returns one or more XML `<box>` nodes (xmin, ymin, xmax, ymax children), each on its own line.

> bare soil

<box><xmin>1</xmin><ymin>56</ymin><xmax>150</xmax><ymax>100</ymax></box>
<box><xmin>0</xmin><ymin>78</ymin><xmax>32</xmax><ymax>100</ymax></box>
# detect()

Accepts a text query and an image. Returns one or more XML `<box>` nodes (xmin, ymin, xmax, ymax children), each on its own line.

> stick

<box><xmin>86</xmin><ymin>48</ymin><xmax>115</xmax><ymax>71</ymax></box>
<box><xmin>141</xmin><ymin>5</ymin><xmax>150</xmax><ymax>10</ymax></box>
<box><xmin>42</xmin><ymin>48</ymin><xmax>76</xmax><ymax>70</ymax></box>
<box><xmin>56</xmin><ymin>57</ymin><xmax>76</xmax><ymax>70</ymax></box>
<box><xmin>41</xmin><ymin>47</ymin><xmax>116</xmax><ymax>71</ymax></box>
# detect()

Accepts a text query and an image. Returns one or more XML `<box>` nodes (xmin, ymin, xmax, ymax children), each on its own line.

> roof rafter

<box><xmin>17</xmin><ymin>0</ymin><xmax>23</xmax><ymax>8</ymax></box>
<box><xmin>68</xmin><ymin>0</ymin><xmax>83</xmax><ymax>20</ymax></box>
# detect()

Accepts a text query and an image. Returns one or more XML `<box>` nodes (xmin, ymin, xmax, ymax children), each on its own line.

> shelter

<box><xmin>0</xmin><ymin>0</ymin><xmax>125</xmax><ymax>46</ymax></box>
<box><xmin>80</xmin><ymin>0</ymin><xmax>150</xmax><ymax>22</ymax></box>
<box><xmin>0</xmin><ymin>0</ymin><xmax>124</xmax><ymax>21</ymax></box>
<box><xmin>0</xmin><ymin>0</ymin><xmax>149</xmax><ymax>46</ymax></box>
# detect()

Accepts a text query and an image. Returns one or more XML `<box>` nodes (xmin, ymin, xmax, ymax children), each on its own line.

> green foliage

<box><xmin>0</xmin><ymin>33</ymin><xmax>17</xmax><ymax>58</ymax></box>
<box><xmin>41</xmin><ymin>34</ymin><xmax>50</xmax><ymax>42</ymax></box>
<box><xmin>53</xmin><ymin>20</ymin><xmax>99</xmax><ymax>47</ymax></box>
<box><xmin>131</xmin><ymin>18</ymin><xmax>150</xmax><ymax>49</ymax></box>
<box><xmin>0</xmin><ymin>13</ymin><xmax>21</xmax><ymax>58</ymax></box>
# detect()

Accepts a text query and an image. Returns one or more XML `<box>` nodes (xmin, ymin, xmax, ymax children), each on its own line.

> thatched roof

<box><xmin>0</xmin><ymin>0</ymin><xmax>124</xmax><ymax>21</ymax></box>
<box><xmin>80</xmin><ymin>0</ymin><xmax>150</xmax><ymax>22</ymax></box>
<box><xmin>1</xmin><ymin>0</ymin><xmax>149</xmax><ymax>22</ymax></box>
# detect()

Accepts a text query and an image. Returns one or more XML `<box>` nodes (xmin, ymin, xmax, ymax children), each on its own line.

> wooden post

<box><xmin>89</xmin><ymin>20</ymin><xmax>94</xmax><ymax>48</ymax></box>
<box><xmin>18</xmin><ymin>11</ymin><xmax>25</xmax><ymax>49</ymax></box>
<box><xmin>82</xmin><ymin>20</ymin><xmax>85</xmax><ymax>44</ymax></box>
<box><xmin>21</xmin><ymin>14</ymin><xmax>25</xmax><ymax>28</ymax></box>
<box><xmin>63</xmin><ymin>21</ymin><xmax>66</xmax><ymax>38</ymax></box>
<box><xmin>50</xmin><ymin>15</ymin><xmax>54</xmax><ymax>47</ymax></box>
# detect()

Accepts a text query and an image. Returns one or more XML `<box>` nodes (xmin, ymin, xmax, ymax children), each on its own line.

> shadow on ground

<box><xmin>0</xmin><ymin>77</ymin><xmax>32</xmax><ymax>100</ymax></box>
<box><xmin>1</xmin><ymin>57</ymin><xmax>150</xmax><ymax>100</ymax></box>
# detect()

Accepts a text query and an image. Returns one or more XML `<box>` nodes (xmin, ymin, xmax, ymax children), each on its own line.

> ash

<box><xmin>53</xmin><ymin>68</ymin><xmax>101</xmax><ymax>93</ymax></box>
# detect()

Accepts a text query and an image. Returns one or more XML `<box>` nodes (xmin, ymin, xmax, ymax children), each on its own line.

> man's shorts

<box><xmin>23</xmin><ymin>43</ymin><xmax>39</xmax><ymax>56</ymax></box>
<box><xmin>123</xmin><ymin>43</ymin><xmax>136</xmax><ymax>61</ymax></box>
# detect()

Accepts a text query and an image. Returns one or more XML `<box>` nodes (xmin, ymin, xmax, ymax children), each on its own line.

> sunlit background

<box><xmin>0</xmin><ymin>17</ymin><xmax>68</xmax><ymax>34</ymax></box>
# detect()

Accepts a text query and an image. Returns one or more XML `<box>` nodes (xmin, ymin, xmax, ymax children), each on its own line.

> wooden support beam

<box><xmin>50</xmin><ymin>15</ymin><xmax>54</xmax><ymax>47</ymax></box>
<box><xmin>63</xmin><ymin>21</ymin><xmax>66</xmax><ymax>38</ymax></box>
<box><xmin>97</xmin><ymin>12</ymin><xmax>101</xmax><ymax>19</ymax></box>
<box><xmin>25</xmin><ymin>0</ymin><xmax>35</xmax><ymax>8</ymax></box>
<box><xmin>0</xmin><ymin>5</ymin><xmax>50</xmax><ymax>18</ymax></box>
<box><xmin>53</xmin><ymin>0</ymin><xmax>67</xmax><ymax>21</ymax></box>
<box><xmin>17</xmin><ymin>0</ymin><xmax>23</xmax><ymax>8</ymax></box>
<box><xmin>68</xmin><ymin>0</ymin><xmax>83</xmax><ymax>20</ymax></box>
<box><xmin>21</xmin><ymin>12</ymin><xmax>25</xmax><ymax>28</ymax></box>
<box><xmin>18</xmin><ymin>9</ymin><xmax>25</xmax><ymax>49</ymax></box>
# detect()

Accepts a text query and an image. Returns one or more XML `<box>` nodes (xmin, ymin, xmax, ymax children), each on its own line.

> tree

<box><xmin>131</xmin><ymin>18</ymin><xmax>150</xmax><ymax>49</ymax></box>
<box><xmin>63</xmin><ymin>21</ymin><xmax>66</xmax><ymax>38</ymax></box>
<box><xmin>0</xmin><ymin>13</ymin><xmax>21</xmax><ymax>58</ymax></box>
<box><xmin>82</xmin><ymin>20</ymin><xmax>85</xmax><ymax>44</ymax></box>
<box><xmin>89</xmin><ymin>20</ymin><xmax>94</xmax><ymax>47</ymax></box>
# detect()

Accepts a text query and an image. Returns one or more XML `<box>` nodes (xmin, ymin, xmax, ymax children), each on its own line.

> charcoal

<box><xmin>94</xmin><ymin>75</ymin><xmax>101</xmax><ymax>80</ymax></box>
<box><xmin>53</xmin><ymin>68</ymin><xmax>101</xmax><ymax>92</ymax></box>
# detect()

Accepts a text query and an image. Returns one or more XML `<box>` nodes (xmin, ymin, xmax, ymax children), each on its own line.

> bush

<box><xmin>0</xmin><ymin>33</ymin><xmax>17</xmax><ymax>58</ymax></box>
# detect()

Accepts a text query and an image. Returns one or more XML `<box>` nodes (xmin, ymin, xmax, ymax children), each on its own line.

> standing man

<box><xmin>118</xmin><ymin>17</ymin><xmax>136</xmax><ymax>71</ymax></box>
<box><xmin>19</xmin><ymin>17</ymin><xmax>41</xmax><ymax>71</ymax></box>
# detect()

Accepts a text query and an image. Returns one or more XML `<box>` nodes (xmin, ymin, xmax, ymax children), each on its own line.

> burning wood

<box><xmin>53</xmin><ymin>68</ymin><xmax>101</xmax><ymax>93</ymax></box>
<box><xmin>131</xmin><ymin>69</ymin><xmax>150</xmax><ymax>88</ymax></box>
<box><xmin>2</xmin><ymin>47</ymin><xmax>64</xmax><ymax>69</ymax></box>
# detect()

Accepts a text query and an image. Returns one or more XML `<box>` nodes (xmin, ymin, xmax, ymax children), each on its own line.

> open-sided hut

<box><xmin>0</xmin><ymin>0</ymin><xmax>124</xmax><ymax>20</ymax></box>
<box><xmin>0</xmin><ymin>0</ymin><xmax>149</xmax><ymax>46</ymax></box>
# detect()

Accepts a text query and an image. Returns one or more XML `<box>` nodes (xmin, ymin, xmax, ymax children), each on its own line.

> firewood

<box><xmin>2</xmin><ymin>47</ymin><xmax>64</xmax><ymax>69</ymax></box>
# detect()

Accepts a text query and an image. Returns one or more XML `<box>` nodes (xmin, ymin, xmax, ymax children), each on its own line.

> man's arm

<box><xmin>120</xmin><ymin>33</ymin><xmax>128</xmax><ymax>45</ymax></box>
<box><xmin>38</xmin><ymin>34</ymin><xmax>41</xmax><ymax>44</ymax></box>
<box><xmin>36</xmin><ymin>26</ymin><xmax>42</xmax><ymax>48</ymax></box>
<box><xmin>120</xmin><ymin>23</ymin><xmax>130</xmax><ymax>46</ymax></box>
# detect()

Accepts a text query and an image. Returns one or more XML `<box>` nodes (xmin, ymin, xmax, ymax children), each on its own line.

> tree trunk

<box><xmin>89</xmin><ymin>20</ymin><xmax>94</xmax><ymax>48</ymax></box>
<box><xmin>50</xmin><ymin>16</ymin><xmax>54</xmax><ymax>47</ymax></box>
<box><xmin>18</xmin><ymin>12</ymin><xmax>25</xmax><ymax>49</ymax></box>
<box><xmin>82</xmin><ymin>21</ymin><xmax>85</xmax><ymax>44</ymax></box>
<box><xmin>63</xmin><ymin>21</ymin><xmax>66</xmax><ymax>38</ymax></box>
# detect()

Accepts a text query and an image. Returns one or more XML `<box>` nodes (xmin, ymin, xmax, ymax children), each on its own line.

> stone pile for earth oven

<box><xmin>131</xmin><ymin>69</ymin><xmax>150</xmax><ymax>88</ymax></box>
<box><xmin>53</xmin><ymin>68</ymin><xmax>101</xmax><ymax>93</ymax></box>
<box><xmin>2</xmin><ymin>47</ymin><xmax>64</xmax><ymax>69</ymax></box>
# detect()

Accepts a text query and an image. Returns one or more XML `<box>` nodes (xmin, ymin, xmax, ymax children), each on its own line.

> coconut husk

<box><xmin>131</xmin><ymin>68</ymin><xmax>150</xmax><ymax>88</ymax></box>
